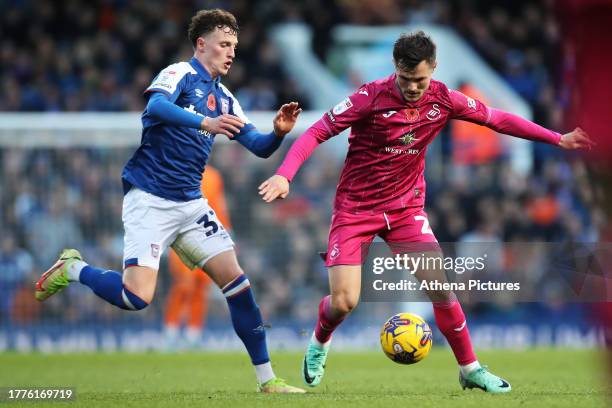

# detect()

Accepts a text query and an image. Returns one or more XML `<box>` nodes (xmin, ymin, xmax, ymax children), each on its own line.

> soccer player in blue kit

<box><xmin>34</xmin><ymin>9</ymin><xmax>305</xmax><ymax>394</ymax></box>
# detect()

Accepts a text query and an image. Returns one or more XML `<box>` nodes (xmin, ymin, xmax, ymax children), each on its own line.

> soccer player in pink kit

<box><xmin>259</xmin><ymin>31</ymin><xmax>593</xmax><ymax>393</ymax></box>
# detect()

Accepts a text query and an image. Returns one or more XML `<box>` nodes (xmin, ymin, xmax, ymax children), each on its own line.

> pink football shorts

<box><xmin>322</xmin><ymin>207</ymin><xmax>440</xmax><ymax>267</ymax></box>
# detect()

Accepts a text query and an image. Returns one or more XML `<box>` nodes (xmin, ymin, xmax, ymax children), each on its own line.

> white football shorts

<box><xmin>122</xmin><ymin>187</ymin><xmax>234</xmax><ymax>270</ymax></box>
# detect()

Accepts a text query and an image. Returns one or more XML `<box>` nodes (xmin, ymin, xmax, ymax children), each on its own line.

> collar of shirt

<box><xmin>189</xmin><ymin>57</ymin><xmax>220</xmax><ymax>86</ymax></box>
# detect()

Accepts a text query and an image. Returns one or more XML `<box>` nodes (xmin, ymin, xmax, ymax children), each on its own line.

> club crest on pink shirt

<box><xmin>426</xmin><ymin>104</ymin><xmax>441</xmax><ymax>121</ymax></box>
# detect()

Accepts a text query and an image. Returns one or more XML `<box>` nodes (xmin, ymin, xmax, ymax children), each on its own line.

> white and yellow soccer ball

<box><xmin>380</xmin><ymin>312</ymin><xmax>433</xmax><ymax>365</ymax></box>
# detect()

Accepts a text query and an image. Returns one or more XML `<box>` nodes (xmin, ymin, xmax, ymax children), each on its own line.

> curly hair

<box><xmin>188</xmin><ymin>9</ymin><xmax>239</xmax><ymax>47</ymax></box>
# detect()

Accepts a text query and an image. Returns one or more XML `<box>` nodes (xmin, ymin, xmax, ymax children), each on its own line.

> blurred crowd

<box><xmin>0</xmin><ymin>0</ymin><xmax>602</xmax><ymax>327</ymax></box>
<box><xmin>1</xmin><ymin>0</ymin><xmax>564</xmax><ymax>126</ymax></box>
<box><xmin>0</xmin><ymin>0</ymin><xmax>310</xmax><ymax>112</ymax></box>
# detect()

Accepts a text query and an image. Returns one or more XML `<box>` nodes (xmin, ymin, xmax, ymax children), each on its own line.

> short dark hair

<box><xmin>393</xmin><ymin>31</ymin><xmax>436</xmax><ymax>70</ymax></box>
<box><xmin>188</xmin><ymin>9</ymin><xmax>239</xmax><ymax>47</ymax></box>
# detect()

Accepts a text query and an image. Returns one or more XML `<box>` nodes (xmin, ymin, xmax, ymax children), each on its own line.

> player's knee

<box><xmin>122</xmin><ymin>266</ymin><xmax>157</xmax><ymax>305</ymax></box>
<box><xmin>331</xmin><ymin>293</ymin><xmax>359</xmax><ymax>316</ymax></box>
<box><xmin>121</xmin><ymin>287</ymin><xmax>150</xmax><ymax>311</ymax></box>
<box><xmin>204</xmin><ymin>252</ymin><xmax>244</xmax><ymax>288</ymax></box>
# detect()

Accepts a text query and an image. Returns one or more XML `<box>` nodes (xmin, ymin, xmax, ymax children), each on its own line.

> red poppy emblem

<box><xmin>406</xmin><ymin>109</ymin><xmax>419</xmax><ymax>122</ymax></box>
<box><xmin>207</xmin><ymin>94</ymin><xmax>217</xmax><ymax>111</ymax></box>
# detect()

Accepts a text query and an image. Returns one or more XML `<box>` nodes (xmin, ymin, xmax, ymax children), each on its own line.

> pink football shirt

<box><xmin>277</xmin><ymin>75</ymin><xmax>561</xmax><ymax>214</ymax></box>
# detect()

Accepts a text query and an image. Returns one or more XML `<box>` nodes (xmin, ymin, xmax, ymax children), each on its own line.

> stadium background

<box><xmin>0</xmin><ymin>0</ymin><xmax>606</xmax><ymax>353</ymax></box>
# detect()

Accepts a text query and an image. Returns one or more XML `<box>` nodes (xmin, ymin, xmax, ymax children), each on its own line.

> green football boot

<box><xmin>35</xmin><ymin>249</ymin><xmax>83</xmax><ymax>301</ymax></box>
<box><xmin>460</xmin><ymin>366</ymin><xmax>511</xmax><ymax>393</ymax></box>
<box><xmin>257</xmin><ymin>377</ymin><xmax>306</xmax><ymax>393</ymax></box>
<box><xmin>302</xmin><ymin>335</ymin><xmax>330</xmax><ymax>387</ymax></box>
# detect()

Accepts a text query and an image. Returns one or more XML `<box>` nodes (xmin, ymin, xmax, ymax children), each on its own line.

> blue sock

<box><xmin>79</xmin><ymin>265</ymin><xmax>148</xmax><ymax>311</ymax></box>
<box><xmin>223</xmin><ymin>275</ymin><xmax>270</xmax><ymax>365</ymax></box>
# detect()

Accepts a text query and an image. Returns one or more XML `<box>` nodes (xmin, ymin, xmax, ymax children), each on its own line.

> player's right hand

<box><xmin>201</xmin><ymin>114</ymin><xmax>244</xmax><ymax>138</ymax></box>
<box><xmin>558</xmin><ymin>127</ymin><xmax>595</xmax><ymax>150</ymax></box>
<box><xmin>258</xmin><ymin>175</ymin><xmax>290</xmax><ymax>203</ymax></box>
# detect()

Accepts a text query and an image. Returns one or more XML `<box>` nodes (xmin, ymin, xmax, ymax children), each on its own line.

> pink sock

<box><xmin>314</xmin><ymin>295</ymin><xmax>346</xmax><ymax>344</ymax></box>
<box><xmin>433</xmin><ymin>301</ymin><xmax>477</xmax><ymax>365</ymax></box>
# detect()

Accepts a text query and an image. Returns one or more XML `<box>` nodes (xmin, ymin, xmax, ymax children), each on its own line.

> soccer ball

<box><xmin>380</xmin><ymin>312</ymin><xmax>432</xmax><ymax>365</ymax></box>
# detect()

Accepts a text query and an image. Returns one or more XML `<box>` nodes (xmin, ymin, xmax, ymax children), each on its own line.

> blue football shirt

<box><xmin>122</xmin><ymin>57</ymin><xmax>254</xmax><ymax>201</ymax></box>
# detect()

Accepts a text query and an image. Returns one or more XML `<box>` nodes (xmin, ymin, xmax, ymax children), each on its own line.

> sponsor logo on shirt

<box><xmin>426</xmin><ymin>104</ymin><xmax>441</xmax><ymax>120</ymax></box>
<box><xmin>405</xmin><ymin>108</ymin><xmax>419</xmax><ymax>122</ymax></box>
<box><xmin>399</xmin><ymin>131</ymin><xmax>418</xmax><ymax>146</ymax></box>
<box><xmin>382</xmin><ymin>110</ymin><xmax>397</xmax><ymax>118</ymax></box>
<box><xmin>184</xmin><ymin>104</ymin><xmax>212</xmax><ymax>138</ymax></box>
<box><xmin>326</xmin><ymin>111</ymin><xmax>336</xmax><ymax>122</ymax></box>
<box><xmin>195</xmin><ymin>88</ymin><xmax>204</xmax><ymax>98</ymax></box>
<box><xmin>358</xmin><ymin>89</ymin><xmax>369</xmax><ymax>96</ymax></box>
<box><xmin>332</xmin><ymin>97</ymin><xmax>353</xmax><ymax>115</ymax></box>
<box><xmin>207</xmin><ymin>94</ymin><xmax>217</xmax><ymax>111</ymax></box>
<box><xmin>384</xmin><ymin>146</ymin><xmax>420</xmax><ymax>155</ymax></box>
<box><xmin>382</xmin><ymin>131</ymin><xmax>420</xmax><ymax>155</ymax></box>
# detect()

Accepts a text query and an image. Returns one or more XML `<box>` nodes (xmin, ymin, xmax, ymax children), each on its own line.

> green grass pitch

<box><xmin>0</xmin><ymin>349</ymin><xmax>608</xmax><ymax>407</ymax></box>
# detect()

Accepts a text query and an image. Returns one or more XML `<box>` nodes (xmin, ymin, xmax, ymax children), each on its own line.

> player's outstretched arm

<box><xmin>557</xmin><ymin>127</ymin><xmax>595</xmax><ymax>150</ymax></box>
<box><xmin>231</xmin><ymin>102</ymin><xmax>302</xmax><ymax>158</ymax></box>
<box><xmin>257</xmin><ymin>118</ymin><xmax>334</xmax><ymax>203</ymax></box>
<box><xmin>486</xmin><ymin>108</ymin><xmax>596</xmax><ymax>148</ymax></box>
<box><xmin>258</xmin><ymin>87</ymin><xmax>368</xmax><ymax>202</ymax></box>
<box><xmin>258</xmin><ymin>87</ymin><xmax>370</xmax><ymax>203</ymax></box>
<box><xmin>258</xmin><ymin>175</ymin><xmax>290</xmax><ymax>202</ymax></box>
<box><xmin>450</xmin><ymin>90</ymin><xmax>594</xmax><ymax>148</ymax></box>
<box><xmin>273</xmin><ymin>102</ymin><xmax>302</xmax><ymax>137</ymax></box>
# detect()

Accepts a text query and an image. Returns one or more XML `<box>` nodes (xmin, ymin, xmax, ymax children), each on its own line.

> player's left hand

<box><xmin>273</xmin><ymin>102</ymin><xmax>302</xmax><ymax>137</ymax></box>
<box><xmin>558</xmin><ymin>127</ymin><xmax>596</xmax><ymax>150</ymax></box>
<box><xmin>258</xmin><ymin>175</ymin><xmax>290</xmax><ymax>202</ymax></box>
